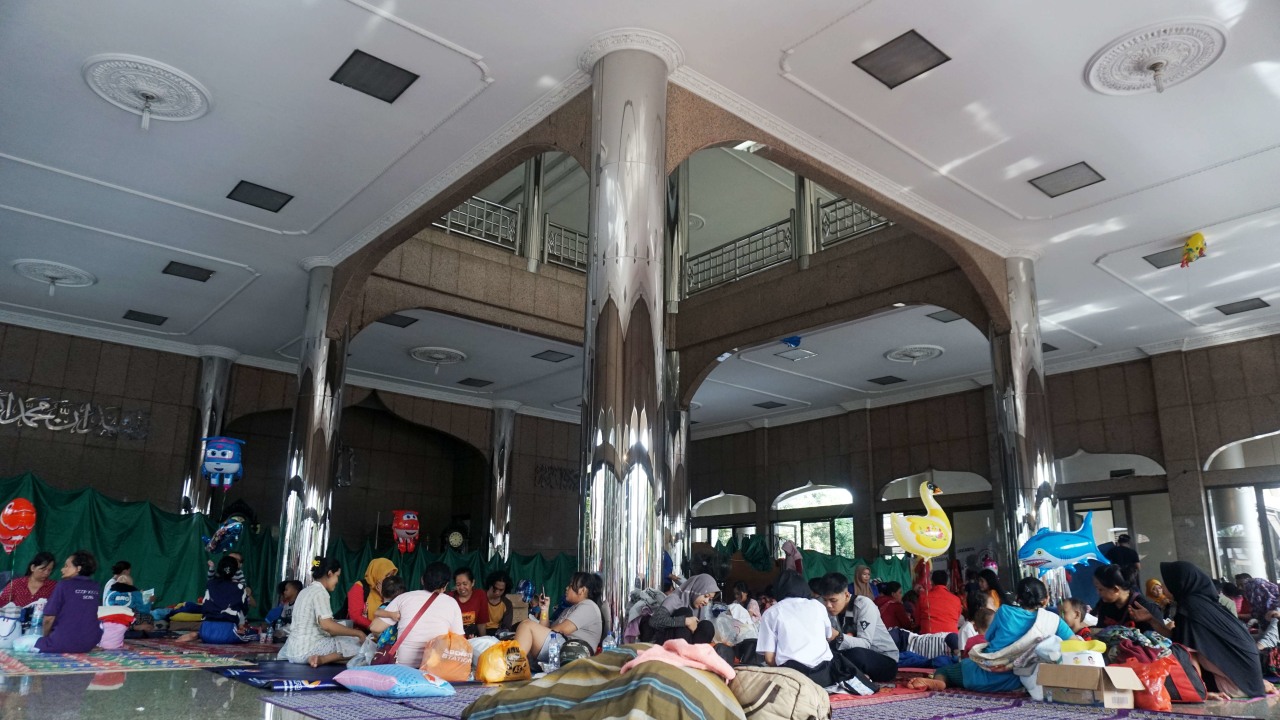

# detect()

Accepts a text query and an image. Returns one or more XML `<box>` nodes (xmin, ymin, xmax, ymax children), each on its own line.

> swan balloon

<box><xmin>890</xmin><ymin>481</ymin><xmax>952</xmax><ymax>560</ymax></box>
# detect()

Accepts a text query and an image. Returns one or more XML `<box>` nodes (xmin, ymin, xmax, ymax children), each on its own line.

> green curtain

<box><xmin>0</xmin><ymin>473</ymin><xmax>577</xmax><ymax>620</ymax></box>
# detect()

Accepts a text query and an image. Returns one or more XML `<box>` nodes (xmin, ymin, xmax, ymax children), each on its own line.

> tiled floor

<box><xmin>3</xmin><ymin>669</ymin><xmax>1280</xmax><ymax>719</ymax></box>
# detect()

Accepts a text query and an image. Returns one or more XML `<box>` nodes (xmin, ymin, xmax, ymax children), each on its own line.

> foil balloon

<box><xmin>1018</xmin><ymin>511</ymin><xmax>1109</xmax><ymax>576</ymax></box>
<box><xmin>1180</xmin><ymin>232</ymin><xmax>1207</xmax><ymax>268</ymax></box>
<box><xmin>202</xmin><ymin>437</ymin><xmax>245</xmax><ymax>492</ymax></box>
<box><xmin>0</xmin><ymin>498</ymin><xmax>36</xmax><ymax>554</ymax></box>
<box><xmin>392</xmin><ymin>510</ymin><xmax>420</xmax><ymax>554</ymax></box>
<box><xmin>889</xmin><ymin>481</ymin><xmax>952</xmax><ymax>560</ymax></box>
<box><xmin>203</xmin><ymin>515</ymin><xmax>245</xmax><ymax>554</ymax></box>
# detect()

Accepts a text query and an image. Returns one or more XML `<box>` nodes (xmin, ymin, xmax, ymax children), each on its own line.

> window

<box><xmin>880</xmin><ymin>470</ymin><xmax>990</xmax><ymax>500</ymax></box>
<box><xmin>774</xmin><ymin>484</ymin><xmax>852</xmax><ymax>510</ymax></box>
<box><xmin>771</xmin><ymin>484</ymin><xmax>855</xmax><ymax>558</ymax></box>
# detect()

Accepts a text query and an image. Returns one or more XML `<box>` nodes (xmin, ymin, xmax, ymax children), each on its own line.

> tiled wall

<box><xmin>509</xmin><ymin>415</ymin><xmax>581</xmax><ymax>557</ymax></box>
<box><xmin>0</xmin><ymin>325</ymin><xmax>199</xmax><ymax>510</ymax></box>
<box><xmin>1047</xmin><ymin>360</ymin><xmax>1162</xmax><ymax>463</ymax></box>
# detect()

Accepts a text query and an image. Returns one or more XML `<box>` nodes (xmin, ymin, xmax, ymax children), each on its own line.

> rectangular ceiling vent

<box><xmin>1142</xmin><ymin>247</ymin><xmax>1185</xmax><ymax>270</ymax></box>
<box><xmin>1216</xmin><ymin>298</ymin><xmax>1270</xmax><ymax>316</ymax></box>
<box><xmin>533</xmin><ymin>350</ymin><xmax>573</xmax><ymax>363</ymax></box>
<box><xmin>331</xmin><ymin>49</ymin><xmax>419</xmax><ymax>103</ymax></box>
<box><xmin>123</xmin><ymin>309</ymin><xmax>167</xmax><ymax>326</ymax></box>
<box><xmin>926</xmin><ymin>309</ymin><xmax>963</xmax><ymax>323</ymax></box>
<box><xmin>375</xmin><ymin>313</ymin><xmax>418</xmax><ymax>328</ymax></box>
<box><xmin>774</xmin><ymin>348</ymin><xmax>817</xmax><ymax>362</ymax></box>
<box><xmin>1041</xmin><ymin>342</ymin><xmax>1059</xmax><ymax>353</ymax></box>
<box><xmin>227</xmin><ymin>180</ymin><xmax>293</xmax><ymax>213</ymax></box>
<box><xmin>162</xmin><ymin>261</ymin><xmax>214</xmax><ymax>282</ymax></box>
<box><xmin>853</xmin><ymin>30</ymin><xmax>950</xmax><ymax>89</ymax></box>
<box><xmin>867</xmin><ymin>375</ymin><xmax>906</xmax><ymax>386</ymax></box>
<box><xmin>1110</xmin><ymin>468</ymin><xmax>1136</xmax><ymax>478</ymax></box>
<box><xmin>457</xmin><ymin>377</ymin><xmax>493</xmax><ymax>388</ymax></box>
<box><xmin>1028</xmin><ymin>162</ymin><xmax>1104</xmax><ymax>198</ymax></box>
<box><xmin>753</xmin><ymin>401</ymin><xmax>786</xmax><ymax>410</ymax></box>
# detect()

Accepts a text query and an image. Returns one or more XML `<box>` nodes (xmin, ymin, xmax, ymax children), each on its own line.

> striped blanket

<box><xmin>463</xmin><ymin>644</ymin><xmax>746</xmax><ymax>720</ymax></box>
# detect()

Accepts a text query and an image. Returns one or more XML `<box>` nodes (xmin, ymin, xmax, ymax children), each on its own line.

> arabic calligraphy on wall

<box><xmin>534</xmin><ymin>464</ymin><xmax>580</xmax><ymax>494</ymax></box>
<box><xmin>0</xmin><ymin>390</ymin><xmax>150</xmax><ymax>440</ymax></box>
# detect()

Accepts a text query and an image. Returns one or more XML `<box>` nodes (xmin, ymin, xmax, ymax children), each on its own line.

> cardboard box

<box><xmin>1039</xmin><ymin>664</ymin><xmax>1146</xmax><ymax>709</ymax></box>
<box><xmin>507</xmin><ymin>594</ymin><xmax>529</xmax><ymax>624</ymax></box>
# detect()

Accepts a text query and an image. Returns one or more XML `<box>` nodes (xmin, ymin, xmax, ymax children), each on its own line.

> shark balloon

<box><xmin>202</xmin><ymin>437</ymin><xmax>245</xmax><ymax>492</ymax></box>
<box><xmin>1018</xmin><ymin>512</ymin><xmax>1110</xmax><ymax>576</ymax></box>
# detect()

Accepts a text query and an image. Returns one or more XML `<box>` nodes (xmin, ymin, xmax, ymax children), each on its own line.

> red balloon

<box><xmin>0</xmin><ymin>498</ymin><xmax>36</xmax><ymax>553</ymax></box>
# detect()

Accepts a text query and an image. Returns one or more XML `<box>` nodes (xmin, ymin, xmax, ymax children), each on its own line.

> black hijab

<box><xmin>774</xmin><ymin>570</ymin><xmax>812</xmax><ymax>601</ymax></box>
<box><xmin>1161</xmin><ymin>561</ymin><xmax>1265</xmax><ymax>698</ymax></box>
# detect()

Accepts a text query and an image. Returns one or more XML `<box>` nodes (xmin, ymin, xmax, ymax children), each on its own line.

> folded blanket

<box><xmin>621</xmin><ymin>639</ymin><xmax>736</xmax><ymax>681</ymax></box>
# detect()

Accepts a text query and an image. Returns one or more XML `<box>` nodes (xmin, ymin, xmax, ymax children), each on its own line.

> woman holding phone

<box><xmin>514</xmin><ymin>572</ymin><xmax>605</xmax><ymax>667</ymax></box>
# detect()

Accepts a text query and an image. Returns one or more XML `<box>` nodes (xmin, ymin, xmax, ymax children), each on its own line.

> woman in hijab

<box><xmin>852</xmin><ymin>565</ymin><xmax>875</xmax><ymax>600</ymax></box>
<box><xmin>782</xmin><ymin>540</ymin><xmax>804</xmax><ymax>575</ymax></box>
<box><xmin>1146</xmin><ymin>578</ymin><xmax>1176</xmax><ymax>618</ymax></box>
<box><xmin>1161</xmin><ymin>561</ymin><xmax>1267</xmax><ymax>699</ymax></box>
<box><xmin>643</xmin><ymin>574</ymin><xmax>718</xmax><ymax>644</ymax></box>
<box><xmin>346</xmin><ymin>558</ymin><xmax>397</xmax><ymax>632</ymax></box>
<box><xmin>1242</xmin><ymin>577</ymin><xmax>1280</xmax><ymax>623</ymax></box>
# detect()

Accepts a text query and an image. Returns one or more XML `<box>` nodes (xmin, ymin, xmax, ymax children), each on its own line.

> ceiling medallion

<box><xmin>409</xmin><ymin>346</ymin><xmax>467</xmax><ymax>365</ymax></box>
<box><xmin>82</xmin><ymin>54</ymin><xmax>211</xmax><ymax>128</ymax></box>
<box><xmin>1084</xmin><ymin>21</ymin><xmax>1225</xmax><ymax>95</ymax></box>
<box><xmin>885</xmin><ymin>345</ymin><xmax>945</xmax><ymax>365</ymax></box>
<box><xmin>688</xmin><ymin>213</ymin><xmax>707</xmax><ymax>232</ymax></box>
<box><xmin>11</xmin><ymin>259</ymin><xmax>97</xmax><ymax>297</ymax></box>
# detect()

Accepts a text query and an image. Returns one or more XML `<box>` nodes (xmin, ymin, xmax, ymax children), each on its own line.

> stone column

<box><xmin>519</xmin><ymin>155</ymin><xmax>545</xmax><ymax>273</ymax></box>
<box><xmin>487</xmin><ymin>402</ymin><xmax>519</xmax><ymax>561</ymax></box>
<box><xmin>1150</xmin><ymin>352</ymin><xmax>1216</xmax><ymax>571</ymax></box>
<box><xmin>663</xmin><ymin>352</ymin><xmax>690</xmax><ymax>580</ymax></box>
<box><xmin>989</xmin><ymin>257</ymin><xmax>1058</xmax><ymax>580</ymax></box>
<box><xmin>277</xmin><ymin>262</ymin><xmax>349</xmax><ymax>583</ymax></box>
<box><xmin>793</xmin><ymin>176</ymin><xmax>819</xmax><ymax>270</ymax></box>
<box><xmin>578</xmin><ymin>34</ymin><xmax>679</xmax><ymax>630</ymax></box>
<box><xmin>180</xmin><ymin>348</ymin><xmax>237</xmax><ymax>516</ymax></box>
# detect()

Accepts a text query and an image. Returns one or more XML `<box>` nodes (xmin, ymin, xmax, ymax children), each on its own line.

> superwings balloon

<box><xmin>392</xmin><ymin>510</ymin><xmax>420</xmax><ymax>554</ymax></box>
<box><xmin>202</xmin><ymin>437</ymin><xmax>245</xmax><ymax>492</ymax></box>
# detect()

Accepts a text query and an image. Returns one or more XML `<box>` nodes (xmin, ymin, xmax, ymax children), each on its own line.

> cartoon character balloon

<box><xmin>392</xmin><ymin>510</ymin><xmax>420</xmax><ymax>554</ymax></box>
<box><xmin>889</xmin><ymin>481</ymin><xmax>952</xmax><ymax>560</ymax></box>
<box><xmin>1017</xmin><ymin>511</ymin><xmax>1109</xmax><ymax>576</ymax></box>
<box><xmin>203</xmin><ymin>515</ymin><xmax>245</xmax><ymax>554</ymax></box>
<box><xmin>0</xmin><ymin>498</ymin><xmax>36</xmax><ymax>554</ymax></box>
<box><xmin>202</xmin><ymin>437</ymin><xmax>245</xmax><ymax>492</ymax></box>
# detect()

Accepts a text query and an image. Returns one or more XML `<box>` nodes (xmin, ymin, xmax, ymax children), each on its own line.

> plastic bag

<box><xmin>1120</xmin><ymin>657</ymin><xmax>1173</xmax><ymax>712</ymax></box>
<box><xmin>469</xmin><ymin>636</ymin><xmax>500</xmax><ymax>671</ymax></box>
<box><xmin>476</xmin><ymin>640</ymin><xmax>532</xmax><ymax>683</ymax></box>
<box><xmin>422</xmin><ymin>631</ymin><xmax>473</xmax><ymax>682</ymax></box>
<box><xmin>346</xmin><ymin>635</ymin><xmax>378</xmax><ymax>668</ymax></box>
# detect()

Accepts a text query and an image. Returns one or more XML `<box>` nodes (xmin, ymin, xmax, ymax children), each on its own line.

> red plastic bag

<box><xmin>1120</xmin><ymin>657</ymin><xmax>1173</xmax><ymax>712</ymax></box>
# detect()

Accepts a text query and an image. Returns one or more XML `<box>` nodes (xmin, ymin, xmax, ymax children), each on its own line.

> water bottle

<box><xmin>601</xmin><ymin>632</ymin><xmax>616</xmax><ymax>652</ymax></box>
<box><xmin>27</xmin><ymin>600</ymin><xmax>46</xmax><ymax>637</ymax></box>
<box><xmin>544</xmin><ymin>632</ymin><xmax>562</xmax><ymax>672</ymax></box>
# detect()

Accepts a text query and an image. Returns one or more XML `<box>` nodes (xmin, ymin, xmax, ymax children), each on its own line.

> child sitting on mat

<box><xmin>963</xmin><ymin>608</ymin><xmax>994</xmax><ymax>653</ymax></box>
<box><xmin>372</xmin><ymin>575</ymin><xmax>407</xmax><ymax>650</ymax></box>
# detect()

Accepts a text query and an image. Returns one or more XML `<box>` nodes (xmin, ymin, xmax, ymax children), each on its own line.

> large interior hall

<box><xmin>4</xmin><ymin>2</ymin><xmax>1280</xmax><ymax>719</ymax></box>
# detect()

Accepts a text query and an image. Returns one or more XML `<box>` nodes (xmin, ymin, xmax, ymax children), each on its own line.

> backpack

<box><xmin>1162</xmin><ymin>643</ymin><xmax>1208</xmax><ymax>703</ymax></box>
<box><xmin>728</xmin><ymin>666</ymin><xmax>831</xmax><ymax>720</ymax></box>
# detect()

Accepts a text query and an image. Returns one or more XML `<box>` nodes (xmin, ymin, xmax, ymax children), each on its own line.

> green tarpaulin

<box><xmin>0</xmin><ymin>473</ymin><xmax>576</xmax><ymax>619</ymax></box>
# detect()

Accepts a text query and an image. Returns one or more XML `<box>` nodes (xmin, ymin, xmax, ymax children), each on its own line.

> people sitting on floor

<box><xmin>1093</xmin><ymin>563</ymin><xmax>1170</xmax><ymax>636</ymax></box>
<box><xmin>962</xmin><ymin>608</ymin><xmax>994</xmax><ymax>653</ymax></box>
<box><xmin>207</xmin><ymin>551</ymin><xmax>254</xmax><ymax>607</ymax></box>
<box><xmin>451</xmin><ymin>568</ymin><xmax>488</xmax><ymax>637</ymax></box>
<box><xmin>102</xmin><ymin>560</ymin><xmax>131</xmax><ymax>601</ymax></box>
<box><xmin>731</xmin><ymin>581</ymin><xmax>761</xmax><ymax>623</ymax></box>
<box><xmin>875</xmin><ymin>581</ymin><xmax>916</xmax><ymax>630</ymax></box>
<box><xmin>278</xmin><ymin>556</ymin><xmax>367</xmax><ymax>666</ymax></box>
<box><xmin>345</xmin><ymin>558</ymin><xmax>397</xmax><ymax>633</ymax></box>
<box><xmin>757</xmin><ymin>570</ymin><xmax>843</xmax><ymax>686</ymax></box>
<box><xmin>918</xmin><ymin>570</ymin><xmax>963</xmax><ymax>635</ymax></box>
<box><xmin>1163</xmin><ymin>561</ymin><xmax>1269</xmax><ymax>699</ymax></box>
<box><xmin>514</xmin><ymin>571</ymin><xmax>605</xmax><ymax>668</ymax></box>
<box><xmin>19</xmin><ymin>550</ymin><xmax>104</xmax><ymax>654</ymax></box>
<box><xmin>1059</xmin><ymin>597</ymin><xmax>1092</xmax><ymax>640</ymax></box>
<box><xmin>818</xmin><ymin>571</ymin><xmax>900</xmax><ymax>682</ymax></box>
<box><xmin>908</xmin><ymin>576</ymin><xmax>1074</xmax><ymax>693</ymax></box>
<box><xmin>1242</xmin><ymin>577</ymin><xmax>1280</xmax><ymax>625</ymax></box>
<box><xmin>265</xmin><ymin>579</ymin><xmax>302</xmax><ymax>628</ymax></box>
<box><xmin>368</xmin><ymin>562</ymin><xmax>461</xmax><ymax>667</ymax></box>
<box><xmin>644</xmin><ymin>573</ymin><xmax>718</xmax><ymax>644</ymax></box>
<box><xmin>185</xmin><ymin>555</ymin><xmax>251</xmax><ymax>644</ymax></box>
<box><xmin>0</xmin><ymin>551</ymin><xmax>56</xmax><ymax>607</ymax></box>
<box><xmin>852</xmin><ymin>565</ymin><xmax>875</xmax><ymax>600</ymax></box>
<box><xmin>976</xmin><ymin>569</ymin><xmax>1005</xmax><ymax>611</ymax></box>
<box><xmin>483</xmin><ymin>571</ymin><xmax>515</xmax><ymax>636</ymax></box>
<box><xmin>1146</xmin><ymin>578</ymin><xmax>1176</xmax><ymax>620</ymax></box>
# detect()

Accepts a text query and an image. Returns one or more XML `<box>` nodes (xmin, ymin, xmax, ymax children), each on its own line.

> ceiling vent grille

<box><xmin>1142</xmin><ymin>247</ymin><xmax>1185</xmax><ymax>270</ymax></box>
<box><xmin>1029</xmin><ymin>162</ymin><xmax>1105</xmax><ymax>198</ymax></box>
<box><xmin>533</xmin><ymin>350</ymin><xmax>573</xmax><ymax>363</ymax></box>
<box><xmin>376</xmin><ymin>314</ymin><xmax>418</xmax><ymax>328</ymax></box>
<box><xmin>853</xmin><ymin>30</ymin><xmax>950</xmax><ymax>89</ymax></box>
<box><xmin>330</xmin><ymin>50</ymin><xmax>419</xmax><ymax>103</ymax></box>
<box><xmin>162</xmin><ymin>260</ymin><xmax>214</xmax><ymax>282</ymax></box>
<box><xmin>457</xmin><ymin>377</ymin><xmax>493</xmax><ymax>388</ymax></box>
<box><xmin>1042</xmin><ymin>343</ymin><xmax>1060</xmax><ymax>353</ymax></box>
<box><xmin>123</xmin><ymin>309</ymin><xmax>167</xmax><ymax>326</ymax></box>
<box><xmin>926</xmin><ymin>309</ymin><xmax>962</xmax><ymax>323</ymax></box>
<box><xmin>753</xmin><ymin>401</ymin><xmax>786</xmax><ymax>409</ymax></box>
<box><xmin>1216</xmin><ymin>298</ymin><xmax>1270</xmax><ymax>316</ymax></box>
<box><xmin>227</xmin><ymin>180</ymin><xmax>293</xmax><ymax>213</ymax></box>
<box><xmin>867</xmin><ymin>375</ymin><xmax>906</xmax><ymax>386</ymax></box>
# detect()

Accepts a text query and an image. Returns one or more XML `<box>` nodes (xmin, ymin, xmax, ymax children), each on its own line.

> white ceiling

<box><xmin>3</xmin><ymin>1</ymin><xmax>1280</xmax><ymax>435</ymax></box>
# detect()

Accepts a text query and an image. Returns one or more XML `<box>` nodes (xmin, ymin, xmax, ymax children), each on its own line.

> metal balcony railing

<box><xmin>686</xmin><ymin>218</ymin><xmax>793</xmax><ymax>295</ymax></box>
<box><xmin>432</xmin><ymin>196</ymin><xmax>520</xmax><ymax>251</ymax></box>
<box><xmin>819</xmin><ymin>198</ymin><xmax>890</xmax><ymax>248</ymax></box>
<box><xmin>545</xmin><ymin>220</ymin><xmax>589</xmax><ymax>271</ymax></box>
